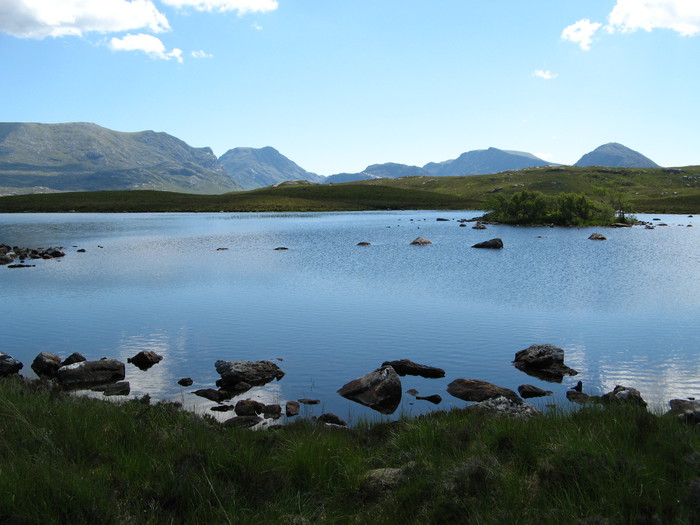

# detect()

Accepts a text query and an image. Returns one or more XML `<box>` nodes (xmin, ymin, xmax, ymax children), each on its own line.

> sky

<box><xmin>1</xmin><ymin>0</ymin><xmax>699</xmax><ymax>175</ymax></box>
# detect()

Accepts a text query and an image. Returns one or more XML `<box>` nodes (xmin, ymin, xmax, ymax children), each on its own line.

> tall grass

<box><xmin>1</xmin><ymin>377</ymin><xmax>698</xmax><ymax>524</ymax></box>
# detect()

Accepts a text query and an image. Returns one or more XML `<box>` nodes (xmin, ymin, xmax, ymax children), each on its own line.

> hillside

<box><xmin>218</xmin><ymin>146</ymin><xmax>323</xmax><ymax>190</ymax></box>
<box><xmin>1</xmin><ymin>165</ymin><xmax>698</xmax><ymax>214</ymax></box>
<box><xmin>0</xmin><ymin>122</ymin><xmax>242</xmax><ymax>194</ymax></box>
<box><xmin>575</xmin><ymin>143</ymin><xmax>660</xmax><ymax>168</ymax></box>
<box><xmin>423</xmin><ymin>147</ymin><xmax>552</xmax><ymax>176</ymax></box>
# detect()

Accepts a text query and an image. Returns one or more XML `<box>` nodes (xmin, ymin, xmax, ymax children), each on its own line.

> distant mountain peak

<box><xmin>574</xmin><ymin>143</ymin><xmax>660</xmax><ymax>168</ymax></box>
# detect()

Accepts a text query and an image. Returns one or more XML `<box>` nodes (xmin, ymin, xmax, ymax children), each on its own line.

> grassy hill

<box><xmin>0</xmin><ymin>166</ymin><xmax>698</xmax><ymax>214</ymax></box>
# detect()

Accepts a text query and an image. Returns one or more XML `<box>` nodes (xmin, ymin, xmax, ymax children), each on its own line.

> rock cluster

<box><xmin>0</xmin><ymin>244</ymin><xmax>65</xmax><ymax>265</ymax></box>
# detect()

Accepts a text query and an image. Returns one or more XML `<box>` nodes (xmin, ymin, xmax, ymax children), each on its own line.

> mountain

<box><xmin>0</xmin><ymin>122</ymin><xmax>241</xmax><ymax>194</ymax></box>
<box><xmin>324</xmin><ymin>162</ymin><xmax>428</xmax><ymax>184</ymax></box>
<box><xmin>218</xmin><ymin>146</ymin><xmax>323</xmax><ymax>190</ymax></box>
<box><xmin>423</xmin><ymin>147</ymin><xmax>552</xmax><ymax>176</ymax></box>
<box><xmin>574</xmin><ymin>143</ymin><xmax>660</xmax><ymax>168</ymax></box>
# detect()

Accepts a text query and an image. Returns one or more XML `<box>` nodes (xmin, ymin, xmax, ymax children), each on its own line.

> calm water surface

<box><xmin>1</xmin><ymin>211</ymin><xmax>698</xmax><ymax>423</ymax></box>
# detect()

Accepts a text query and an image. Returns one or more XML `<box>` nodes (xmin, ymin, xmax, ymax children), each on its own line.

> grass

<box><xmin>1</xmin><ymin>376</ymin><xmax>698</xmax><ymax>524</ymax></box>
<box><xmin>1</xmin><ymin>165</ymin><xmax>699</xmax><ymax>214</ymax></box>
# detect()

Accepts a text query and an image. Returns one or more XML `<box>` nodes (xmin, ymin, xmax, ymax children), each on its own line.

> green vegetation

<box><xmin>1</xmin><ymin>376</ymin><xmax>699</xmax><ymax>524</ymax></box>
<box><xmin>1</xmin><ymin>165</ymin><xmax>699</xmax><ymax>214</ymax></box>
<box><xmin>483</xmin><ymin>190</ymin><xmax>616</xmax><ymax>226</ymax></box>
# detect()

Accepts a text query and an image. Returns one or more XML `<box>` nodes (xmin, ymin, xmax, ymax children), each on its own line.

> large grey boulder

<box><xmin>31</xmin><ymin>352</ymin><xmax>63</xmax><ymax>378</ymax></box>
<box><xmin>447</xmin><ymin>378</ymin><xmax>522</xmax><ymax>404</ymax></box>
<box><xmin>0</xmin><ymin>352</ymin><xmax>23</xmax><ymax>376</ymax></box>
<box><xmin>337</xmin><ymin>365</ymin><xmax>402</xmax><ymax>414</ymax></box>
<box><xmin>513</xmin><ymin>344</ymin><xmax>578</xmax><ymax>382</ymax></box>
<box><xmin>382</xmin><ymin>359</ymin><xmax>445</xmax><ymax>378</ymax></box>
<box><xmin>55</xmin><ymin>359</ymin><xmax>125</xmax><ymax>387</ymax></box>
<box><xmin>215</xmin><ymin>360</ymin><xmax>285</xmax><ymax>390</ymax></box>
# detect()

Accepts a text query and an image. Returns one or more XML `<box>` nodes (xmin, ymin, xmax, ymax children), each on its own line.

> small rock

<box><xmin>193</xmin><ymin>389</ymin><xmax>232</xmax><ymax>403</ymax></box>
<box><xmin>285</xmin><ymin>401</ymin><xmax>300</xmax><ymax>417</ymax></box>
<box><xmin>92</xmin><ymin>381</ymin><xmax>130</xmax><ymax>396</ymax></box>
<box><xmin>601</xmin><ymin>385</ymin><xmax>647</xmax><ymax>408</ymax></box>
<box><xmin>517</xmin><ymin>384</ymin><xmax>553</xmax><ymax>399</ymax></box>
<box><xmin>210</xmin><ymin>405</ymin><xmax>236</xmax><ymax>412</ymax></box>
<box><xmin>235</xmin><ymin>399</ymin><xmax>265</xmax><ymax>416</ymax></box>
<box><xmin>298</xmin><ymin>398</ymin><xmax>320</xmax><ymax>405</ymax></box>
<box><xmin>318</xmin><ymin>413</ymin><xmax>347</xmax><ymax>426</ymax></box>
<box><xmin>178</xmin><ymin>377</ymin><xmax>194</xmax><ymax>387</ymax></box>
<box><xmin>31</xmin><ymin>352</ymin><xmax>63</xmax><ymax>378</ymax></box>
<box><xmin>262</xmin><ymin>404</ymin><xmax>282</xmax><ymax>419</ymax></box>
<box><xmin>472</xmin><ymin>223</ymin><xmax>487</xmax><ymax>230</ymax></box>
<box><xmin>274</xmin><ymin>247</ymin><xmax>289</xmax><ymax>251</ymax></box>
<box><xmin>405</xmin><ymin>389</ymin><xmax>419</xmax><ymax>397</ymax></box>
<box><xmin>472</xmin><ymin>238</ymin><xmax>503</xmax><ymax>249</ymax></box>
<box><xmin>382</xmin><ymin>359</ymin><xmax>445</xmax><ymax>378</ymax></box>
<box><xmin>356</xmin><ymin>242</ymin><xmax>371</xmax><ymax>246</ymax></box>
<box><xmin>465</xmin><ymin>396</ymin><xmax>538</xmax><ymax>418</ymax></box>
<box><xmin>513</xmin><ymin>344</ymin><xmax>578</xmax><ymax>382</ymax></box>
<box><xmin>127</xmin><ymin>350</ymin><xmax>163</xmax><ymax>370</ymax></box>
<box><xmin>62</xmin><ymin>352</ymin><xmax>86</xmax><ymax>367</ymax></box>
<box><xmin>588</xmin><ymin>233</ymin><xmax>607</xmax><ymax>240</ymax></box>
<box><xmin>215</xmin><ymin>360</ymin><xmax>285</xmax><ymax>390</ymax></box>
<box><xmin>337</xmin><ymin>365</ymin><xmax>402</xmax><ymax>414</ymax></box>
<box><xmin>410</xmin><ymin>237</ymin><xmax>432</xmax><ymax>245</ymax></box>
<box><xmin>225</xmin><ymin>416</ymin><xmax>262</xmax><ymax>428</ymax></box>
<box><xmin>416</xmin><ymin>394</ymin><xmax>442</xmax><ymax>405</ymax></box>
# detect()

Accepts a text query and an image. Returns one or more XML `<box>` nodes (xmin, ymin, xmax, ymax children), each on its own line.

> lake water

<box><xmin>1</xmin><ymin>211</ymin><xmax>699</xmax><ymax>423</ymax></box>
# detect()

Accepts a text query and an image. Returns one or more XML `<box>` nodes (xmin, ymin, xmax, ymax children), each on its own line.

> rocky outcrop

<box><xmin>472</xmin><ymin>238</ymin><xmax>503</xmax><ymax>249</ymax></box>
<box><xmin>447</xmin><ymin>379</ymin><xmax>521</xmax><ymax>404</ymax></box>
<box><xmin>215</xmin><ymin>360</ymin><xmax>285</xmax><ymax>390</ymax></box>
<box><xmin>337</xmin><ymin>365</ymin><xmax>402</xmax><ymax>414</ymax></box>
<box><xmin>517</xmin><ymin>384</ymin><xmax>553</xmax><ymax>399</ymax></box>
<box><xmin>382</xmin><ymin>359</ymin><xmax>445</xmax><ymax>378</ymax></box>
<box><xmin>127</xmin><ymin>351</ymin><xmax>163</xmax><ymax>370</ymax></box>
<box><xmin>0</xmin><ymin>352</ymin><xmax>23</xmax><ymax>376</ymax></box>
<box><xmin>56</xmin><ymin>359</ymin><xmax>125</xmax><ymax>387</ymax></box>
<box><xmin>513</xmin><ymin>344</ymin><xmax>578</xmax><ymax>382</ymax></box>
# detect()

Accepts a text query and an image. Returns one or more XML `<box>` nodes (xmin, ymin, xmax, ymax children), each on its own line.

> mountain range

<box><xmin>0</xmin><ymin>122</ymin><xmax>667</xmax><ymax>194</ymax></box>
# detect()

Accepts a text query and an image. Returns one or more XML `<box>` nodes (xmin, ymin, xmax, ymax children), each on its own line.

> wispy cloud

<box><xmin>191</xmin><ymin>49</ymin><xmax>214</xmax><ymax>58</ymax></box>
<box><xmin>533</xmin><ymin>69</ymin><xmax>558</xmax><ymax>80</ymax></box>
<box><xmin>561</xmin><ymin>19</ymin><xmax>602</xmax><ymax>51</ymax></box>
<box><xmin>109</xmin><ymin>33</ymin><xmax>183</xmax><ymax>63</ymax></box>
<box><xmin>160</xmin><ymin>0</ymin><xmax>278</xmax><ymax>14</ymax></box>
<box><xmin>0</xmin><ymin>0</ymin><xmax>169</xmax><ymax>39</ymax></box>
<box><xmin>607</xmin><ymin>0</ymin><xmax>700</xmax><ymax>36</ymax></box>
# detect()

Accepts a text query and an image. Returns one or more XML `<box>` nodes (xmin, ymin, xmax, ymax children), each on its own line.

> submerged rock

<box><xmin>337</xmin><ymin>365</ymin><xmax>402</xmax><ymax>414</ymax></box>
<box><xmin>447</xmin><ymin>378</ymin><xmax>521</xmax><ymax>404</ymax></box>
<box><xmin>416</xmin><ymin>394</ymin><xmax>442</xmax><ymax>405</ymax></box>
<box><xmin>472</xmin><ymin>238</ymin><xmax>503</xmax><ymax>249</ymax></box>
<box><xmin>382</xmin><ymin>359</ymin><xmax>445</xmax><ymax>378</ymax></box>
<box><xmin>513</xmin><ymin>344</ymin><xmax>578</xmax><ymax>382</ymax></box>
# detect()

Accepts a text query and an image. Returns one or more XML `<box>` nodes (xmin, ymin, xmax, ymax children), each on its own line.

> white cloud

<box><xmin>533</xmin><ymin>69</ymin><xmax>558</xmax><ymax>80</ymax></box>
<box><xmin>191</xmin><ymin>49</ymin><xmax>213</xmax><ymax>58</ymax></box>
<box><xmin>0</xmin><ymin>0</ymin><xmax>169</xmax><ymax>39</ymax></box>
<box><xmin>561</xmin><ymin>19</ymin><xmax>602</xmax><ymax>50</ymax></box>
<box><xmin>607</xmin><ymin>0</ymin><xmax>700</xmax><ymax>36</ymax></box>
<box><xmin>109</xmin><ymin>33</ymin><xmax>183</xmax><ymax>62</ymax></box>
<box><xmin>160</xmin><ymin>0</ymin><xmax>278</xmax><ymax>14</ymax></box>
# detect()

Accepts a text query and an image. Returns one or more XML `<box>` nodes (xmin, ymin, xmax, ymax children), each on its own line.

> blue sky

<box><xmin>1</xmin><ymin>0</ymin><xmax>699</xmax><ymax>175</ymax></box>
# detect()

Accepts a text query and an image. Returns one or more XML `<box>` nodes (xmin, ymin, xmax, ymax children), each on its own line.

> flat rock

<box><xmin>513</xmin><ymin>344</ymin><xmax>578</xmax><ymax>382</ymax></box>
<box><xmin>447</xmin><ymin>378</ymin><xmax>521</xmax><ymax>404</ymax></box>
<box><xmin>56</xmin><ymin>359</ymin><xmax>125</xmax><ymax>387</ymax></box>
<box><xmin>92</xmin><ymin>381</ymin><xmax>130</xmax><ymax>396</ymax></box>
<box><xmin>193</xmin><ymin>388</ymin><xmax>233</xmax><ymax>403</ymax></box>
<box><xmin>225</xmin><ymin>416</ymin><xmax>262</xmax><ymax>428</ymax></box>
<box><xmin>0</xmin><ymin>352</ymin><xmax>23</xmax><ymax>377</ymax></box>
<box><xmin>465</xmin><ymin>396</ymin><xmax>538</xmax><ymax>419</ymax></box>
<box><xmin>517</xmin><ymin>384</ymin><xmax>553</xmax><ymax>399</ymax></box>
<box><xmin>382</xmin><ymin>359</ymin><xmax>445</xmax><ymax>378</ymax></box>
<box><xmin>318</xmin><ymin>413</ymin><xmax>347</xmax><ymax>426</ymax></box>
<box><xmin>215</xmin><ymin>360</ymin><xmax>285</xmax><ymax>390</ymax></box>
<box><xmin>416</xmin><ymin>394</ymin><xmax>442</xmax><ymax>405</ymax></box>
<box><xmin>472</xmin><ymin>238</ymin><xmax>503</xmax><ymax>249</ymax></box>
<box><xmin>337</xmin><ymin>365</ymin><xmax>402</xmax><ymax>415</ymax></box>
<box><xmin>298</xmin><ymin>398</ymin><xmax>320</xmax><ymax>405</ymax></box>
